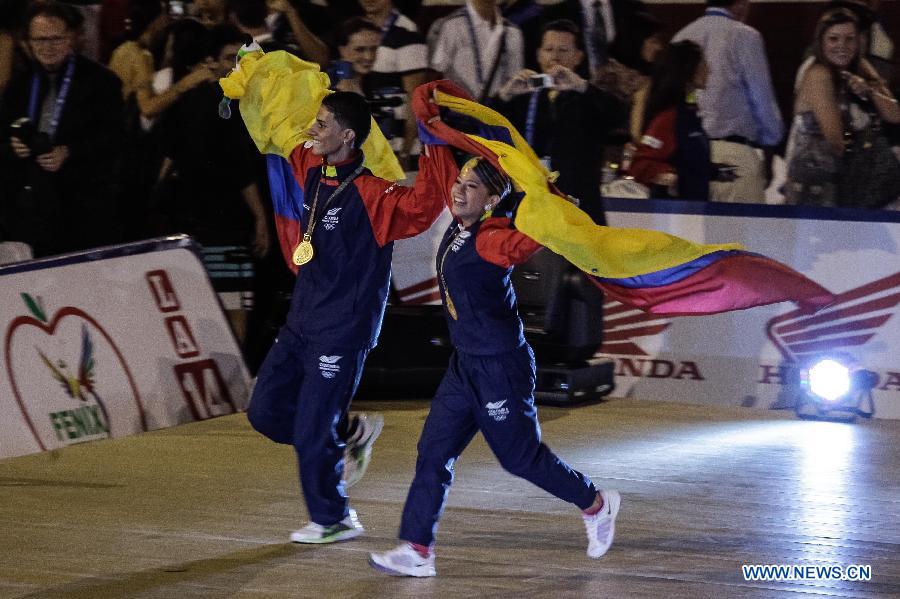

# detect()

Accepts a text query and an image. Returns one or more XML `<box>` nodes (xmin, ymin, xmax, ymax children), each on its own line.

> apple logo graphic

<box><xmin>4</xmin><ymin>294</ymin><xmax>147</xmax><ymax>451</ymax></box>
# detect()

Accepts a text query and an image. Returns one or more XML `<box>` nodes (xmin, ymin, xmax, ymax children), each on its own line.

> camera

<box><xmin>369</xmin><ymin>87</ymin><xmax>404</xmax><ymax>140</ymax></box>
<box><xmin>527</xmin><ymin>74</ymin><xmax>554</xmax><ymax>90</ymax></box>
<box><xmin>10</xmin><ymin>118</ymin><xmax>52</xmax><ymax>156</ymax></box>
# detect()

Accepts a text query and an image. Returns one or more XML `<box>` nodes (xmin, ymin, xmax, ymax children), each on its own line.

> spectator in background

<box><xmin>427</xmin><ymin>0</ymin><xmax>524</xmax><ymax>102</ymax></box>
<box><xmin>628</xmin><ymin>41</ymin><xmax>732</xmax><ymax>200</ymax></box>
<box><xmin>196</xmin><ymin>0</ymin><xmax>228</xmax><ymax>27</ymax></box>
<box><xmin>0</xmin><ymin>1</ymin><xmax>125</xmax><ymax>257</ymax></box>
<box><xmin>540</xmin><ymin>0</ymin><xmax>650</xmax><ymax>79</ymax></box>
<box><xmin>108</xmin><ymin>0</ymin><xmax>170</xmax><ymax>106</ymax></box>
<box><xmin>229</xmin><ymin>0</ymin><xmax>329</xmax><ymax>65</ymax></box>
<box><xmin>152</xmin><ymin>18</ymin><xmax>267</xmax><ymax>254</ymax></box>
<box><xmin>785</xmin><ymin>8</ymin><xmax>900</xmax><ymax>207</ymax></box>
<box><xmin>590</xmin><ymin>10</ymin><xmax>662</xmax><ymax>141</ymax></box>
<box><xmin>331</xmin><ymin>18</ymin><xmax>381</xmax><ymax>96</ymax></box>
<box><xmin>673</xmin><ymin>0</ymin><xmax>783</xmax><ymax>204</ymax></box>
<box><xmin>107</xmin><ymin>0</ymin><xmax>172</xmax><ymax>243</ymax></box>
<box><xmin>820</xmin><ymin>0</ymin><xmax>894</xmax><ymax>82</ymax></box>
<box><xmin>493</xmin><ymin>19</ymin><xmax>625</xmax><ymax>221</ymax></box>
<box><xmin>360</xmin><ymin>0</ymin><xmax>428</xmax><ymax>164</ymax></box>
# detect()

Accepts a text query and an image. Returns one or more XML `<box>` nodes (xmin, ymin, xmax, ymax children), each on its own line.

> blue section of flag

<box><xmin>599</xmin><ymin>250</ymin><xmax>750</xmax><ymax>288</ymax></box>
<box><xmin>266</xmin><ymin>154</ymin><xmax>304</xmax><ymax>220</ymax></box>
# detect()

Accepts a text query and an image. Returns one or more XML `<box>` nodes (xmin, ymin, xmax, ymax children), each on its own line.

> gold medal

<box><xmin>446</xmin><ymin>293</ymin><xmax>458</xmax><ymax>320</ymax></box>
<box><xmin>292</xmin><ymin>163</ymin><xmax>366</xmax><ymax>268</ymax></box>
<box><xmin>292</xmin><ymin>236</ymin><xmax>314</xmax><ymax>265</ymax></box>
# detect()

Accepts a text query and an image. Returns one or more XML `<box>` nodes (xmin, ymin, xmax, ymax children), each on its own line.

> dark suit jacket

<box><xmin>0</xmin><ymin>54</ymin><xmax>125</xmax><ymax>256</ymax></box>
<box><xmin>492</xmin><ymin>85</ymin><xmax>627</xmax><ymax>222</ymax></box>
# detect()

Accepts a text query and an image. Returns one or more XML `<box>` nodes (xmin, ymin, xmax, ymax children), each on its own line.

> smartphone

<box><xmin>527</xmin><ymin>74</ymin><xmax>554</xmax><ymax>90</ymax></box>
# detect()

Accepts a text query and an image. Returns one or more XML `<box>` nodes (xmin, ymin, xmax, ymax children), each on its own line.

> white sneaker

<box><xmin>289</xmin><ymin>508</ymin><xmax>363</xmax><ymax>544</ymax></box>
<box><xmin>343</xmin><ymin>413</ymin><xmax>384</xmax><ymax>488</ymax></box>
<box><xmin>583</xmin><ymin>490</ymin><xmax>621</xmax><ymax>559</ymax></box>
<box><xmin>369</xmin><ymin>543</ymin><xmax>436</xmax><ymax>577</ymax></box>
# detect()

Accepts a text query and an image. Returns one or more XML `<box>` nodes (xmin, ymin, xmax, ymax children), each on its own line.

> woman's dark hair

<box><xmin>126</xmin><ymin>0</ymin><xmax>164</xmax><ymax>41</ymax></box>
<box><xmin>642</xmin><ymin>40</ymin><xmax>704</xmax><ymax>132</ymax></box>
<box><xmin>335</xmin><ymin>17</ymin><xmax>381</xmax><ymax>49</ymax></box>
<box><xmin>322</xmin><ymin>91</ymin><xmax>373</xmax><ymax>148</ymax></box>
<box><xmin>168</xmin><ymin>18</ymin><xmax>212</xmax><ymax>81</ymax></box>
<box><xmin>609</xmin><ymin>11</ymin><xmax>661</xmax><ymax>74</ymax></box>
<box><xmin>462</xmin><ymin>156</ymin><xmax>512</xmax><ymax>204</ymax></box>
<box><xmin>26</xmin><ymin>0</ymin><xmax>84</xmax><ymax>32</ymax></box>
<box><xmin>813</xmin><ymin>7</ymin><xmax>862</xmax><ymax>89</ymax></box>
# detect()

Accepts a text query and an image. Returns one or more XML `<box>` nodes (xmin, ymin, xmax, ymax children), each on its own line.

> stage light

<box><xmin>805</xmin><ymin>359</ymin><xmax>851</xmax><ymax>402</ymax></box>
<box><xmin>795</xmin><ymin>354</ymin><xmax>877</xmax><ymax>421</ymax></box>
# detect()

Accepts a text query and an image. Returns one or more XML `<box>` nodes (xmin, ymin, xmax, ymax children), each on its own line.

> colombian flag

<box><xmin>413</xmin><ymin>80</ymin><xmax>835</xmax><ymax>316</ymax></box>
<box><xmin>220</xmin><ymin>49</ymin><xmax>405</xmax><ymax>269</ymax></box>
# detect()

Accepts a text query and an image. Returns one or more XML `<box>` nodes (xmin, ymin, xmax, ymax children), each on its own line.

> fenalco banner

<box><xmin>0</xmin><ymin>237</ymin><xmax>251</xmax><ymax>459</ymax></box>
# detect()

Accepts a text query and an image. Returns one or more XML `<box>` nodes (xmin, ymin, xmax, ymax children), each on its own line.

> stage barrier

<box><xmin>0</xmin><ymin>237</ymin><xmax>251</xmax><ymax>459</ymax></box>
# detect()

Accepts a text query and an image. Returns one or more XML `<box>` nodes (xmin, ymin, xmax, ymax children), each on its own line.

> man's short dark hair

<box><xmin>707</xmin><ymin>0</ymin><xmax>740</xmax><ymax>7</ymax></box>
<box><xmin>539</xmin><ymin>19</ymin><xmax>584</xmax><ymax>52</ymax></box>
<box><xmin>27</xmin><ymin>0</ymin><xmax>84</xmax><ymax>31</ymax></box>
<box><xmin>322</xmin><ymin>91</ymin><xmax>372</xmax><ymax>148</ymax></box>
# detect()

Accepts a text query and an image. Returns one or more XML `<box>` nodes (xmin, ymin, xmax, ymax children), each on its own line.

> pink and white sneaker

<box><xmin>583</xmin><ymin>490</ymin><xmax>621</xmax><ymax>558</ymax></box>
<box><xmin>369</xmin><ymin>543</ymin><xmax>436</xmax><ymax>577</ymax></box>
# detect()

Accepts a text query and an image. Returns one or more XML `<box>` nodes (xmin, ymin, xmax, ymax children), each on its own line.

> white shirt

<box><xmin>428</xmin><ymin>1</ymin><xmax>524</xmax><ymax>98</ymax></box>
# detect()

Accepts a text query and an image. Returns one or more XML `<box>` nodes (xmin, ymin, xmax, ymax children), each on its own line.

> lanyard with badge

<box><xmin>525</xmin><ymin>91</ymin><xmax>553</xmax><ymax>170</ymax></box>
<box><xmin>437</xmin><ymin>223</ymin><xmax>468</xmax><ymax>320</ymax></box>
<box><xmin>292</xmin><ymin>163</ymin><xmax>366</xmax><ymax>266</ymax></box>
<box><xmin>463</xmin><ymin>9</ymin><xmax>507</xmax><ymax>101</ymax></box>
<box><xmin>28</xmin><ymin>54</ymin><xmax>76</xmax><ymax>141</ymax></box>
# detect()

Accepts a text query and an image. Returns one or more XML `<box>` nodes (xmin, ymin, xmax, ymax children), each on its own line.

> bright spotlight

<box><xmin>795</xmin><ymin>354</ymin><xmax>877</xmax><ymax>421</ymax></box>
<box><xmin>806</xmin><ymin>359</ymin><xmax>851</xmax><ymax>402</ymax></box>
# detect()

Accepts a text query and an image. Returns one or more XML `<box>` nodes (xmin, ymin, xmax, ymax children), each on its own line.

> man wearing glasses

<box><xmin>0</xmin><ymin>0</ymin><xmax>124</xmax><ymax>258</ymax></box>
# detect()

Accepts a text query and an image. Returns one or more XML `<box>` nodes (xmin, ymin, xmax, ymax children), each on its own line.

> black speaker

<box><xmin>513</xmin><ymin>250</ymin><xmax>604</xmax><ymax>363</ymax></box>
<box><xmin>357</xmin><ymin>304</ymin><xmax>452</xmax><ymax>399</ymax></box>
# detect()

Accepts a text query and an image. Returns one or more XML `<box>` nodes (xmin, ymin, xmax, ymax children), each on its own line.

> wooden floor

<box><xmin>1</xmin><ymin>397</ymin><xmax>898</xmax><ymax>598</ymax></box>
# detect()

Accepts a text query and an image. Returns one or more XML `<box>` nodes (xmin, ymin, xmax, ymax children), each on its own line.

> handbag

<box><xmin>838</xmin><ymin>99</ymin><xmax>900</xmax><ymax>208</ymax></box>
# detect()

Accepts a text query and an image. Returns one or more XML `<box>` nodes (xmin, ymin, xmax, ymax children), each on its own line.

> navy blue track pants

<box><xmin>398</xmin><ymin>344</ymin><xmax>597</xmax><ymax>547</ymax></box>
<box><xmin>247</xmin><ymin>326</ymin><xmax>368</xmax><ymax>526</ymax></box>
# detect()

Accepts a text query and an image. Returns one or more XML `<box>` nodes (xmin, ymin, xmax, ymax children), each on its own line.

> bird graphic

<box><xmin>37</xmin><ymin>324</ymin><xmax>110</xmax><ymax>430</ymax></box>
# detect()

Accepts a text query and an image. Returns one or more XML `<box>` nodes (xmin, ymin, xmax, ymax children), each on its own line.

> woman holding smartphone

<box><xmin>784</xmin><ymin>8</ymin><xmax>900</xmax><ymax>207</ymax></box>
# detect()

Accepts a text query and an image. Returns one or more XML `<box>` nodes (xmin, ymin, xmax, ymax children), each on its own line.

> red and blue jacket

<box><xmin>628</xmin><ymin>103</ymin><xmax>712</xmax><ymax>201</ymax></box>
<box><xmin>437</xmin><ymin>216</ymin><xmax>541</xmax><ymax>355</ymax></box>
<box><xmin>283</xmin><ymin>143</ymin><xmax>449</xmax><ymax>349</ymax></box>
